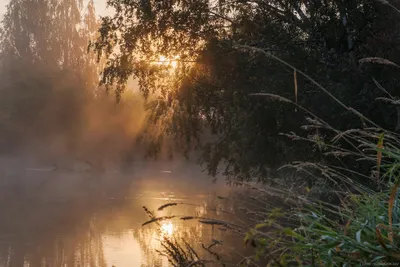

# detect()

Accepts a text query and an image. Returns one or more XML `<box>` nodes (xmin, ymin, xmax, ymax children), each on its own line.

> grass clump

<box><xmin>142</xmin><ymin>117</ymin><xmax>400</xmax><ymax>266</ymax></box>
<box><xmin>141</xmin><ymin>6</ymin><xmax>400</xmax><ymax>263</ymax></box>
<box><xmin>247</xmin><ymin>185</ymin><xmax>400</xmax><ymax>266</ymax></box>
<box><xmin>241</xmin><ymin>110</ymin><xmax>400</xmax><ymax>266</ymax></box>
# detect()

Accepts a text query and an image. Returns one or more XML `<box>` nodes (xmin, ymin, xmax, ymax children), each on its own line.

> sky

<box><xmin>0</xmin><ymin>0</ymin><xmax>112</xmax><ymax>19</ymax></box>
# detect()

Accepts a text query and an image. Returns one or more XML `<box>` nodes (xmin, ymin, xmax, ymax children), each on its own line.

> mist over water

<box><xmin>0</xmin><ymin>79</ymin><xmax>233</xmax><ymax>266</ymax></box>
<box><xmin>0</xmin><ymin>73</ymin><xmax>241</xmax><ymax>265</ymax></box>
<box><xmin>0</xmin><ymin>0</ymin><xmax>254</xmax><ymax>265</ymax></box>
<box><xmin>0</xmin><ymin>156</ymin><xmax>241</xmax><ymax>266</ymax></box>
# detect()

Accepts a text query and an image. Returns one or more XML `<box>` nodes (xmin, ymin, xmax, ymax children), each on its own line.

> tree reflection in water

<box><xmin>0</xmin><ymin>162</ymin><xmax>245</xmax><ymax>266</ymax></box>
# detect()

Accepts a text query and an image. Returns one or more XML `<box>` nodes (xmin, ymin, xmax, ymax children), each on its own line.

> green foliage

<box><xmin>247</xmin><ymin>185</ymin><xmax>400</xmax><ymax>266</ymax></box>
<box><xmin>93</xmin><ymin>0</ymin><xmax>400</xmax><ymax>180</ymax></box>
<box><xmin>238</xmin><ymin>107</ymin><xmax>400</xmax><ymax>265</ymax></box>
<box><xmin>120</xmin><ymin>2</ymin><xmax>400</xmax><ymax>266</ymax></box>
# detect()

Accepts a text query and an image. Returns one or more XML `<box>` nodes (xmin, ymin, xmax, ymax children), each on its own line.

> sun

<box><xmin>160</xmin><ymin>222</ymin><xmax>174</xmax><ymax>236</ymax></box>
<box><xmin>154</xmin><ymin>55</ymin><xmax>179</xmax><ymax>69</ymax></box>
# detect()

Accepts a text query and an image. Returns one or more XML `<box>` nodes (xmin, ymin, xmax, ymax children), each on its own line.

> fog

<box><xmin>0</xmin><ymin>1</ymin><xmax>234</xmax><ymax>265</ymax></box>
<box><xmin>0</xmin><ymin>57</ymin><xmax>222</xmax><ymax>265</ymax></box>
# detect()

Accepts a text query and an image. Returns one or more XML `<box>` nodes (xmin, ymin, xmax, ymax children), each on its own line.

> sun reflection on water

<box><xmin>0</xmin><ymin>160</ymin><xmax>239</xmax><ymax>267</ymax></box>
<box><xmin>160</xmin><ymin>222</ymin><xmax>174</xmax><ymax>236</ymax></box>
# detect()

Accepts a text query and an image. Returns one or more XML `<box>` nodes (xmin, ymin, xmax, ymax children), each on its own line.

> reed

<box><xmin>141</xmin><ymin>9</ymin><xmax>400</xmax><ymax>264</ymax></box>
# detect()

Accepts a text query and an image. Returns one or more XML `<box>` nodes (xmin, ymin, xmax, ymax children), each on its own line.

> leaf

<box><xmin>269</xmin><ymin>208</ymin><xmax>283</xmax><ymax>218</ymax></box>
<box><xmin>372</xmin><ymin>256</ymin><xmax>386</xmax><ymax>262</ymax></box>
<box><xmin>244</xmin><ymin>229</ymin><xmax>255</xmax><ymax>245</ymax></box>
<box><xmin>388</xmin><ymin>182</ymin><xmax>399</xmax><ymax>243</ymax></box>
<box><xmin>377</xmin><ymin>133</ymin><xmax>384</xmax><ymax>181</ymax></box>
<box><xmin>373</xmin><ymin>78</ymin><xmax>393</xmax><ymax>98</ymax></box>
<box><xmin>359</xmin><ymin>57</ymin><xmax>400</xmax><ymax>68</ymax></box>
<box><xmin>327</xmin><ymin>249</ymin><xmax>333</xmax><ymax>265</ymax></box>
<box><xmin>255</xmin><ymin>223</ymin><xmax>268</xmax><ymax>229</ymax></box>
<box><xmin>294</xmin><ymin>69</ymin><xmax>298</xmax><ymax>112</ymax></box>
<box><xmin>375</xmin><ymin>227</ymin><xmax>389</xmax><ymax>251</ymax></box>
<box><xmin>283</xmin><ymin>228</ymin><xmax>305</xmax><ymax>241</ymax></box>
<box><xmin>344</xmin><ymin>219</ymin><xmax>352</xmax><ymax>236</ymax></box>
<box><xmin>356</xmin><ymin>229</ymin><xmax>362</xmax><ymax>243</ymax></box>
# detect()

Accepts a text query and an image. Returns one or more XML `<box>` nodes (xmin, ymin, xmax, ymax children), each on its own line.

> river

<box><xmin>0</xmin><ymin>159</ymin><xmax>250</xmax><ymax>267</ymax></box>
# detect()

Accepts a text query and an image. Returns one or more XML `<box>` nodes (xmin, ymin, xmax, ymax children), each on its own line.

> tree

<box><xmin>94</xmin><ymin>0</ymin><xmax>400</xmax><ymax>180</ymax></box>
<box><xmin>0</xmin><ymin>0</ymin><xmax>100</xmax><ymax>155</ymax></box>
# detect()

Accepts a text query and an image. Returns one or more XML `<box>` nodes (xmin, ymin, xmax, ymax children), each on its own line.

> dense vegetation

<box><xmin>90</xmin><ymin>0</ymin><xmax>400</xmax><ymax>265</ymax></box>
<box><xmin>2</xmin><ymin>0</ymin><xmax>400</xmax><ymax>265</ymax></box>
<box><xmin>93</xmin><ymin>0</ymin><xmax>400</xmax><ymax>180</ymax></box>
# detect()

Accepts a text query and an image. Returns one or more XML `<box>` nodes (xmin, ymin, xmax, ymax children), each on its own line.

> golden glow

<box><xmin>154</xmin><ymin>55</ymin><xmax>179</xmax><ymax>69</ymax></box>
<box><xmin>160</xmin><ymin>222</ymin><xmax>174</xmax><ymax>236</ymax></box>
<box><xmin>103</xmin><ymin>231</ymin><xmax>143</xmax><ymax>267</ymax></box>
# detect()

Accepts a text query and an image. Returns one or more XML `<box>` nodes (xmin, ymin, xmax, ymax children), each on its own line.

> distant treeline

<box><xmin>0</xmin><ymin>0</ymin><xmax>148</xmax><ymax>166</ymax></box>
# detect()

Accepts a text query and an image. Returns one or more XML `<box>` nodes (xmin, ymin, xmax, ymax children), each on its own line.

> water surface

<box><xmin>0</xmin><ymin>160</ymin><xmax>245</xmax><ymax>267</ymax></box>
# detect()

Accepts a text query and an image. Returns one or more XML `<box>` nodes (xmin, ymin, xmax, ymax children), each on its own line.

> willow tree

<box><xmin>94</xmin><ymin>0</ymin><xmax>398</xmax><ymax>180</ymax></box>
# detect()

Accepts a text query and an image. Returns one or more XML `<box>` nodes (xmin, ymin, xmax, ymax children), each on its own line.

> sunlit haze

<box><xmin>0</xmin><ymin>0</ymin><xmax>390</xmax><ymax>266</ymax></box>
<box><xmin>0</xmin><ymin>0</ymin><xmax>111</xmax><ymax>18</ymax></box>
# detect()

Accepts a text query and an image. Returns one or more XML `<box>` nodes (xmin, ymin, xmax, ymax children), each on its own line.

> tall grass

<box><xmin>142</xmin><ymin>78</ymin><xmax>400</xmax><ymax>266</ymax></box>
<box><xmin>141</xmin><ymin>4</ymin><xmax>400</xmax><ymax>264</ymax></box>
<box><xmin>141</xmin><ymin>205</ymin><xmax>230</xmax><ymax>266</ymax></box>
<box><xmin>236</xmin><ymin>11</ymin><xmax>400</xmax><ymax>263</ymax></box>
<box><xmin>143</xmin><ymin>112</ymin><xmax>400</xmax><ymax>266</ymax></box>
